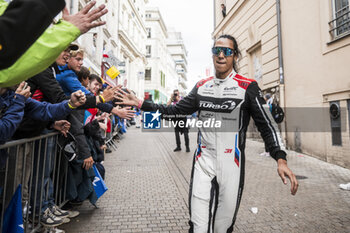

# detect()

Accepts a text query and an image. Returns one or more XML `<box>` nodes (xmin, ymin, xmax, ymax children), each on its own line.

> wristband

<box><xmin>68</xmin><ymin>101</ymin><xmax>77</xmax><ymax>109</ymax></box>
<box><xmin>99</xmin><ymin>95</ymin><xmax>106</xmax><ymax>103</ymax></box>
<box><xmin>137</xmin><ymin>100</ymin><xmax>143</xmax><ymax>109</ymax></box>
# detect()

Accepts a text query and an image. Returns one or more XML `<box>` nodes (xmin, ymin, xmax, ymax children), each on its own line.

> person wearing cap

<box><xmin>68</xmin><ymin>43</ymin><xmax>80</xmax><ymax>51</ymax></box>
<box><xmin>0</xmin><ymin>0</ymin><xmax>108</xmax><ymax>87</ymax></box>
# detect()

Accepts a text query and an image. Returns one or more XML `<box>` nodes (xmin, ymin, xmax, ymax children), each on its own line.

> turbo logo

<box><xmin>199</xmin><ymin>100</ymin><xmax>237</xmax><ymax>110</ymax></box>
<box><xmin>224</xmin><ymin>87</ymin><xmax>237</xmax><ymax>91</ymax></box>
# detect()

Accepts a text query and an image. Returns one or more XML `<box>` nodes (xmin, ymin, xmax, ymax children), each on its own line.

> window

<box><xmin>330</xmin><ymin>101</ymin><xmax>342</xmax><ymax>146</ymax></box>
<box><xmin>146</xmin><ymin>45</ymin><xmax>151</xmax><ymax>57</ymax></box>
<box><xmin>330</xmin><ymin>0</ymin><xmax>350</xmax><ymax>38</ymax></box>
<box><xmin>248</xmin><ymin>45</ymin><xmax>262</xmax><ymax>81</ymax></box>
<box><xmin>146</xmin><ymin>28</ymin><xmax>151</xmax><ymax>38</ymax></box>
<box><xmin>146</xmin><ymin>14</ymin><xmax>151</xmax><ymax>18</ymax></box>
<box><xmin>93</xmin><ymin>33</ymin><xmax>97</xmax><ymax>48</ymax></box>
<box><xmin>145</xmin><ymin>68</ymin><xmax>151</xmax><ymax>80</ymax></box>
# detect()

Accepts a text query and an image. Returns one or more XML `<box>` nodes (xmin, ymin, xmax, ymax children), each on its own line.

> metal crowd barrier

<box><xmin>0</xmin><ymin>132</ymin><xmax>69</xmax><ymax>232</ymax></box>
<box><xmin>105</xmin><ymin>132</ymin><xmax>118</xmax><ymax>151</ymax></box>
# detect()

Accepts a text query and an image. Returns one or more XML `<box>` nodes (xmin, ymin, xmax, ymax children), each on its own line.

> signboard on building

<box><xmin>106</xmin><ymin>66</ymin><xmax>120</xmax><ymax>79</ymax></box>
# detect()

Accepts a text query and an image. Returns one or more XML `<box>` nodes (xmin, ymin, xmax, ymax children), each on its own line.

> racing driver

<box><xmin>116</xmin><ymin>34</ymin><xmax>298</xmax><ymax>233</ymax></box>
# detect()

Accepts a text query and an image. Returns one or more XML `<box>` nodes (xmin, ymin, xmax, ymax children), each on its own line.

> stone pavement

<box><xmin>62</xmin><ymin>127</ymin><xmax>350</xmax><ymax>233</ymax></box>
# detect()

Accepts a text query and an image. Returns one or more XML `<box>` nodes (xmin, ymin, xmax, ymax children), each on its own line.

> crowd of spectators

<box><xmin>0</xmin><ymin>0</ymin><xmax>136</xmax><ymax>230</ymax></box>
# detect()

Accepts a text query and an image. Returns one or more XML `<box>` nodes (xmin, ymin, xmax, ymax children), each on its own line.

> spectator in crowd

<box><xmin>167</xmin><ymin>89</ymin><xmax>190</xmax><ymax>152</ymax></box>
<box><xmin>0</xmin><ymin>82</ymin><xmax>86</xmax><ymax>220</ymax></box>
<box><xmin>57</xmin><ymin>49</ymin><xmax>93</xmax><ymax>96</ymax></box>
<box><xmin>134</xmin><ymin>107</ymin><xmax>142</xmax><ymax>128</ymax></box>
<box><xmin>15</xmin><ymin>44</ymin><xmax>120</xmax><ymax>220</ymax></box>
<box><xmin>0</xmin><ymin>0</ymin><xmax>108</xmax><ymax>87</ymax></box>
<box><xmin>56</xmin><ymin>48</ymin><xmax>135</xmax><ymax>119</ymax></box>
<box><xmin>77</xmin><ymin>66</ymin><xmax>90</xmax><ymax>88</ymax></box>
<box><xmin>56</xmin><ymin>48</ymin><xmax>135</xmax><ymax>207</ymax></box>
<box><xmin>83</xmin><ymin>74</ymin><xmax>105</xmax><ymax>125</ymax></box>
<box><xmin>0</xmin><ymin>82</ymin><xmax>85</xmax><ymax>145</ymax></box>
<box><xmin>10</xmin><ymin>46</ymin><xmax>120</xmax><ymax>228</ymax></box>
<box><xmin>0</xmin><ymin>0</ymin><xmax>66</xmax><ymax>69</ymax></box>
<box><xmin>221</xmin><ymin>3</ymin><xmax>226</xmax><ymax>17</ymax></box>
<box><xmin>84</xmin><ymin>74</ymin><xmax>110</xmax><ymax>158</ymax></box>
<box><xmin>87</xmin><ymin>74</ymin><xmax>103</xmax><ymax>95</ymax></box>
<box><xmin>0</xmin><ymin>0</ymin><xmax>134</xmax><ymax>230</ymax></box>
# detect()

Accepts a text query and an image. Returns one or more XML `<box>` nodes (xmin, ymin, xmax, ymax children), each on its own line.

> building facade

<box><xmin>213</xmin><ymin>0</ymin><xmax>350</xmax><ymax>168</ymax></box>
<box><xmin>144</xmin><ymin>8</ymin><xmax>186</xmax><ymax>103</ymax></box>
<box><xmin>280</xmin><ymin>0</ymin><xmax>350</xmax><ymax>168</ymax></box>
<box><xmin>118</xmin><ymin>0</ymin><xmax>148</xmax><ymax>98</ymax></box>
<box><xmin>65</xmin><ymin>0</ymin><xmax>148</xmax><ymax>98</ymax></box>
<box><xmin>65</xmin><ymin>1</ymin><xmax>189</xmax><ymax>103</ymax></box>
<box><xmin>167</xmin><ymin>29</ymin><xmax>189</xmax><ymax>95</ymax></box>
<box><xmin>66</xmin><ymin>0</ymin><xmax>119</xmax><ymax>82</ymax></box>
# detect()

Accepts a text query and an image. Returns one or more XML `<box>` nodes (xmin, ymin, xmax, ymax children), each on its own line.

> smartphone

<box><xmin>23</xmin><ymin>82</ymin><xmax>28</xmax><ymax>90</ymax></box>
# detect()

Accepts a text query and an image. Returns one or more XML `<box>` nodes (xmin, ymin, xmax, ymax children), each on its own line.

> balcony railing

<box><xmin>329</xmin><ymin>5</ymin><xmax>350</xmax><ymax>39</ymax></box>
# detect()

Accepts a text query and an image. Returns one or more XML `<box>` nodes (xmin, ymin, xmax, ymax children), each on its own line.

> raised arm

<box><xmin>116</xmin><ymin>85</ymin><xmax>199</xmax><ymax>116</ymax></box>
<box><xmin>0</xmin><ymin>87</ymin><xmax>27</xmax><ymax>144</ymax></box>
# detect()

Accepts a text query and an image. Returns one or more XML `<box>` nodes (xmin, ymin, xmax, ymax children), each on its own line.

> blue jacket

<box><xmin>56</xmin><ymin>65</ymin><xmax>113</xmax><ymax>113</ymax></box>
<box><xmin>0</xmin><ymin>90</ymin><xmax>72</xmax><ymax>144</ymax></box>
<box><xmin>56</xmin><ymin>65</ymin><xmax>91</xmax><ymax>96</ymax></box>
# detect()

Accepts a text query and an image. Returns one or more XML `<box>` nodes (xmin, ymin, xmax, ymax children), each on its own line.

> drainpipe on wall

<box><xmin>213</xmin><ymin>0</ymin><xmax>216</xmax><ymax>35</ymax></box>
<box><xmin>276</xmin><ymin>0</ymin><xmax>288</xmax><ymax>148</ymax></box>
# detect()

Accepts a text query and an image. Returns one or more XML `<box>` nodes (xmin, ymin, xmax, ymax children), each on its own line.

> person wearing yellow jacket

<box><xmin>0</xmin><ymin>0</ymin><xmax>66</xmax><ymax>69</ymax></box>
<box><xmin>0</xmin><ymin>0</ymin><xmax>108</xmax><ymax>88</ymax></box>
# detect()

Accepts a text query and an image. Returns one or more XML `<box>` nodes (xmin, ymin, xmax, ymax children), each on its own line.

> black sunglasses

<box><xmin>212</xmin><ymin>47</ymin><xmax>234</xmax><ymax>57</ymax></box>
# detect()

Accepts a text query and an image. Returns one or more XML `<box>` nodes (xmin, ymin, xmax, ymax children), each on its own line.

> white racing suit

<box><xmin>141</xmin><ymin>71</ymin><xmax>286</xmax><ymax>233</ymax></box>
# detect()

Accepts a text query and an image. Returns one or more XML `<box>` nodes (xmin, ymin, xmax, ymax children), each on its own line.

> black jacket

<box><xmin>141</xmin><ymin>73</ymin><xmax>287</xmax><ymax>161</ymax></box>
<box><xmin>67</xmin><ymin>109</ymin><xmax>91</xmax><ymax>160</ymax></box>
<box><xmin>0</xmin><ymin>0</ymin><xmax>66</xmax><ymax>69</ymax></box>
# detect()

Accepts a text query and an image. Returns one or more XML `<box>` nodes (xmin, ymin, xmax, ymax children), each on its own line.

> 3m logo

<box><xmin>224</xmin><ymin>149</ymin><xmax>233</xmax><ymax>153</ymax></box>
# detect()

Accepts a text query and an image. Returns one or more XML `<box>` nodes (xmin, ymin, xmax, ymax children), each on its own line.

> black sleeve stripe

<box><xmin>255</xmin><ymin>97</ymin><xmax>281</xmax><ymax>148</ymax></box>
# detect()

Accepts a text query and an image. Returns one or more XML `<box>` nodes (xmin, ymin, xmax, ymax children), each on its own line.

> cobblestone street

<box><xmin>62</xmin><ymin>127</ymin><xmax>350</xmax><ymax>233</ymax></box>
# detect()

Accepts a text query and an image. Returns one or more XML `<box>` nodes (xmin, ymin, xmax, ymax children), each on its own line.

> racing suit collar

<box><xmin>214</xmin><ymin>70</ymin><xmax>236</xmax><ymax>85</ymax></box>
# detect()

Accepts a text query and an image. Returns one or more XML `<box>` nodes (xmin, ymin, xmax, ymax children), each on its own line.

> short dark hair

<box><xmin>88</xmin><ymin>74</ymin><xmax>103</xmax><ymax>85</ymax></box>
<box><xmin>77</xmin><ymin>66</ymin><xmax>90</xmax><ymax>82</ymax></box>
<box><xmin>214</xmin><ymin>34</ymin><xmax>241</xmax><ymax>72</ymax></box>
